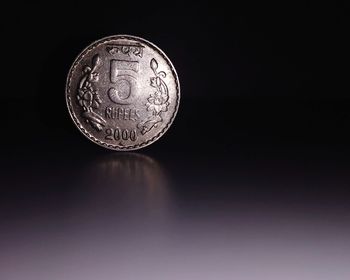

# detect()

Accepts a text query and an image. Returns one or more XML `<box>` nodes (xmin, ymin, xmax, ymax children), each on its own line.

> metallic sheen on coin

<box><xmin>66</xmin><ymin>35</ymin><xmax>180</xmax><ymax>150</ymax></box>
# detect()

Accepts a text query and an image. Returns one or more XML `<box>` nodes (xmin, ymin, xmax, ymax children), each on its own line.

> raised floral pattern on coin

<box><xmin>66</xmin><ymin>35</ymin><xmax>180</xmax><ymax>150</ymax></box>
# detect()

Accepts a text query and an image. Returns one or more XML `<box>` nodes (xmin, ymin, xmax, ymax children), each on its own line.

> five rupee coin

<box><xmin>66</xmin><ymin>35</ymin><xmax>180</xmax><ymax>150</ymax></box>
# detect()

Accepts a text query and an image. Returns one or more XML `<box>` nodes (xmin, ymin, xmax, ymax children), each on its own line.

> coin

<box><xmin>66</xmin><ymin>35</ymin><xmax>180</xmax><ymax>150</ymax></box>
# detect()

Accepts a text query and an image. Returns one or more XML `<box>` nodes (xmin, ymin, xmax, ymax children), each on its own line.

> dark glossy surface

<box><xmin>1</xmin><ymin>98</ymin><xmax>350</xmax><ymax>279</ymax></box>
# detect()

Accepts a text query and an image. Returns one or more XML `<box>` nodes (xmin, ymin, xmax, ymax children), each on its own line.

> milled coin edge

<box><xmin>65</xmin><ymin>34</ymin><xmax>180</xmax><ymax>151</ymax></box>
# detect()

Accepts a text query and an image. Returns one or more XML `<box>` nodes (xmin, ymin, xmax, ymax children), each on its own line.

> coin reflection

<box><xmin>78</xmin><ymin>153</ymin><xmax>171</xmax><ymax>218</ymax></box>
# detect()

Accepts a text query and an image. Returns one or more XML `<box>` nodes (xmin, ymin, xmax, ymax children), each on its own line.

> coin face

<box><xmin>66</xmin><ymin>35</ymin><xmax>180</xmax><ymax>150</ymax></box>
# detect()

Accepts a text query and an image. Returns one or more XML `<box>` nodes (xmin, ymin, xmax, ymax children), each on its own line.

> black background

<box><xmin>1</xmin><ymin>1</ymin><xmax>350</xmax><ymax>279</ymax></box>
<box><xmin>3</xmin><ymin>1</ymin><xmax>349</xmax><ymax>149</ymax></box>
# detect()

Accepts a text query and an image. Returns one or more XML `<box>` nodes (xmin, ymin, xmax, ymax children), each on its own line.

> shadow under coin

<box><xmin>74</xmin><ymin>153</ymin><xmax>172</xmax><ymax>222</ymax></box>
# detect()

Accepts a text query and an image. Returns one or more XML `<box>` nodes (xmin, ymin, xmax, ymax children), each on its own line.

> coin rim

<box><xmin>65</xmin><ymin>35</ymin><xmax>180</xmax><ymax>151</ymax></box>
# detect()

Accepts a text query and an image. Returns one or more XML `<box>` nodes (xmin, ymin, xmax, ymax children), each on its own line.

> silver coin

<box><xmin>66</xmin><ymin>35</ymin><xmax>180</xmax><ymax>150</ymax></box>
